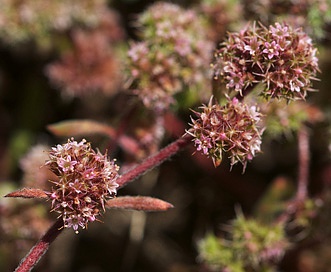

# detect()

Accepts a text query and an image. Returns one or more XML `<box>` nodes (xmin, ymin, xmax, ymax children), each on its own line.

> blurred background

<box><xmin>1</xmin><ymin>0</ymin><xmax>331</xmax><ymax>271</ymax></box>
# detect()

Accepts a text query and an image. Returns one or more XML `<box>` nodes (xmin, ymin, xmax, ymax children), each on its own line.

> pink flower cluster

<box><xmin>187</xmin><ymin>97</ymin><xmax>263</xmax><ymax>170</ymax></box>
<box><xmin>127</xmin><ymin>2</ymin><xmax>213</xmax><ymax>111</ymax></box>
<box><xmin>213</xmin><ymin>22</ymin><xmax>319</xmax><ymax>101</ymax></box>
<box><xmin>45</xmin><ymin>138</ymin><xmax>119</xmax><ymax>233</ymax></box>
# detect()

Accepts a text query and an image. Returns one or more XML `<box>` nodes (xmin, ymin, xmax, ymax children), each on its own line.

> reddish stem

<box><xmin>274</xmin><ymin>126</ymin><xmax>311</xmax><ymax>225</ymax></box>
<box><xmin>117</xmin><ymin>134</ymin><xmax>192</xmax><ymax>188</ymax></box>
<box><xmin>296</xmin><ymin>125</ymin><xmax>310</xmax><ymax>201</ymax></box>
<box><xmin>15</xmin><ymin>218</ymin><xmax>64</xmax><ymax>272</ymax></box>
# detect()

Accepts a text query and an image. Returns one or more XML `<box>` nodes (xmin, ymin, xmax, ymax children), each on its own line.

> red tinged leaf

<box><xmin>106</xmin><ymin>196</ymin><xmax>174</xmax><ymax>211</ymax></box>
<box><xmin>47</xmin><ymin>119</ymin><xmax>116</xmax><ymax>138</ymax></box>
<box><xmin>5</xmin><ymin>188</ymin><xmax>48</xmax><ymax>199</ymax></box>
<box><xmin>47</xmin><ymin>119</ymin><xmax>141</xmax><ymax>157</ymax></box>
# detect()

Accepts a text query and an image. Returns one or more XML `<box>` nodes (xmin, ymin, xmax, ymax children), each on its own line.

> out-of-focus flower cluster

<box><xmin>46</xmin><ymin>20</ymin><xmax>124</xmax><ymax>98</ymax></box>
<box><xmin>0</xmin><ymin>0</ymin><xmax>112</xmax><ymax>48</ymax></box>
<box><xmin>127</xmin><ymin>2</ymin><xmax>213</xmax><ymax>111</ymax></box>
<box><xmin>45</xmin><ymin>138</ymin><xmax>119</xmax><ymax>233</ymax></box>
<box><xmin>187</xmin><ymin>97</ymin><xmax>263</xmax><ymax>170</ymax></box>
<box><xmin>213</xmin><ymin>22</ymin><xmax>319</xmax><ymax>101</ymax></box>
<box><xmin>197</xmin><ymin>0</ymin><xmax>243</xmax><ymax>43</ymax></box>
<box><xmin>198</xmin><ymin>213</ymin><xmax>289</xmax><ymax>272</ymax></box>
<box><xmin>19</xmin><ymin>144</ymin><xmax>55</xmax><ymax>190</ymax></box>
<box><xmin>260</xmin><ymin>99</ymin><xmax>323</xmax><ymax>137</ymax></box>
<box><xmin>0</xmin><ymin>200</ymin><xmax>51</xmax><ymax>264</ymax></box>
<box><xmin>131</xmin><ymin>114</ymin><xmax>165</xmax><ymax>158</ymax></box>
<box><xmin>0</xmin><ymin>183</ymin><xmax>51</xmax><ymax>267</ymax></box>
<box><xmin>243</xmin><ymin>0</ymin><xmax>331</xmax><ymax>40</ymax></box>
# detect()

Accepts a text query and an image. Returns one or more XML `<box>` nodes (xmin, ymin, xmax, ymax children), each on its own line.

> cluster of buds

<box><xmin>0</xmin><ymin>0</ymin><xmax>112</xmax><ymax>48</ymax></box>
<box><xmin>213</xmin><ymin>22</ymin><xmax>319</xmax><ymax>101</ymax></box>
<box><xmin>198</xmin><ymin>213</ymin><xmax>289</xmax><ymax>271</ymax></box>
<box><xmin>187</xmin><ymin>97</ymin><xmax>263</xmax><ymax>170</ymax></box>
<box><xmin>45</xmin><ymin>138</ymin><xmax>119</xmax><ymax>233</ymax></box>
<box><xmin>231</xmin><ymin>213</ymin><xmax>289</xmax><ymax>267</ymax></box>
<box><xmin>127</xmin><ymin>2</ymin><xmax>213</xmax><ymax>111</ymax></box>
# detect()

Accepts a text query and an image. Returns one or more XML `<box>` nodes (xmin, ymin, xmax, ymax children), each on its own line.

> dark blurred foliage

<box><xmin>1</xmin><ymin>0</ymin><xmax>331</xmax><ymax>272</ymax></box>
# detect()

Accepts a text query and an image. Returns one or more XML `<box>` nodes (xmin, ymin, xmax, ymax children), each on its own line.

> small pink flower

<box><xmin>263</xmin><ymin>41</ymin><xmax>281</xmax><ymax>59</ymax></box>
<box><xmin>269</xmin><ymin>22</ymin><xmax>290</xmax><ymax>39</ymax></box>
<box><xmin>226</xmin><ymin>72</ymin><xmax>245</xmax><ymax>92</ymax></box>
<box><xmin>244</xmin><ymin>36</ymin><xmax>261</xmax><ymax>56</ymax></box>
<box><xmin>194</xmin><ymin>135</ymin><xmax>212</xmax><ymax>155</ymax></box>
<box><xmin>57</xmin><ymin>155</ymin><xmax>77</xmax><ymax>172</ymax></box>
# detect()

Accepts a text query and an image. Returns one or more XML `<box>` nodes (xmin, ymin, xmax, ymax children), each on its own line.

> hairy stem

<box><xmin>296</xmin><ymin>125</ymin><xmax>310</xmax><ymax>201</ymax></box>
<box><xmin>15</xmin><ymin>218</ymin><xmax>64</xmax><ymax>272</ymax></box>
<box><xmin>117</xmin><ymin>134</ymin><xmax>192</xmax><ymax>188</ymax></box>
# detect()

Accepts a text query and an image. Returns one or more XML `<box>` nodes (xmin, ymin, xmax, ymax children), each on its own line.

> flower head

<box><xmin>45</xmin><ymin>138</ymin><xmax>119</xmax><ymax>233</ymax></box>
<box><xmin>187</xmin><ymin>97</ymin><xmax>263</xmax><ymax>171</ymax></box>
<box><xmin>213</xmin><ymin>22</ymin><xmax>319</xmax><ymax>101</ymax></box>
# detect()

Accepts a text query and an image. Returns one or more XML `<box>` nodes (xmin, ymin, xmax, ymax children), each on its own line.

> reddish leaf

<box><xmin>47</xmin><ymin>119</ymin><xmax>141</xmax><ymax>156</ymax></box>
<box><xmin>5</xmin><ymin>188</ymin><xmax>48</xmax><ymax>199</ymax></box>
<box><xmin>47</xmin><ymin>119</ymin><xmax>115</xmax><ymax>138</ymax></box>
<box><xmin>106</xmin><ymin>196</ymin><xmax>174</xmax><ymax>211</ymax></box>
